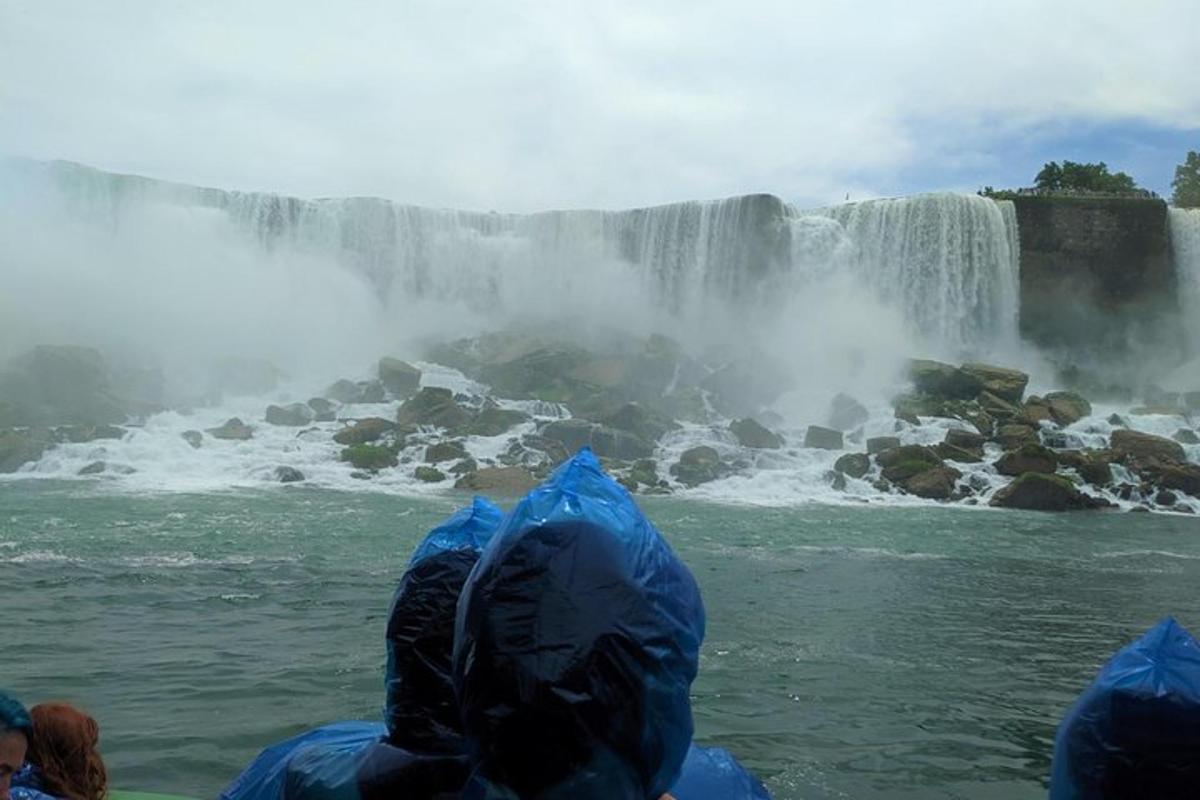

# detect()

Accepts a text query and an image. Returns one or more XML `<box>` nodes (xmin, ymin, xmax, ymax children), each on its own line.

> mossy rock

<box><xmin>414</xmin><ymin>466</ymin><xmax>445</xmax><ymax>483</ymax></box>
<box><xmin>425</xmin><ymin>440</ymin><xmax>468</xmax><ymax>463</ymax></box>
<box><xmin>995</xmin><ymin>442</ymin><xmax>1058</xmax><ymax>476</ymax></box>
<box><xmin>990</xmin><ymin>472</ymin><xmax>1112</xmax><ymax>511</ymax></box>
<box><xmin>333</xmin><ymin>417</ymin><xmax>396</xmax><ymax>446</ymax></box>
<box><xmin>833</xmin><ymin>452</ymin><xmax>870</xmax><ymax>479</ymax></box>
<box><xmin>459</xmin><ymin>406</ymin><xmax>530</xmax><ymax>437</ymax></box>
<box><xmin>340</xmin><ymin>444</ymin><xmax>399</xmax><ymax>471</ymax></box>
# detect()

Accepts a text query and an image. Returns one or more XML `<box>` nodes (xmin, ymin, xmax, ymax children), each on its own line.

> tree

<box><xmin>1172</xmin><ymin>151</ymin><xmax>1200</xmax><ymax>208</ymax></box>
<box><xmin>1033</xmin><ymin>160</ymin><xmax>1139</xmax><ymax>194</ymax></box>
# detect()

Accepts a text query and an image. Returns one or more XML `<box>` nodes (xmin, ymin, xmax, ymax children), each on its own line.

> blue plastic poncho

<box><xmin>1048</xmin><ymin>616</ymin><xmax>1200</xmax><ymax>799</ymax></box>
<box><xmin>670</xmin><ymin>745</ymin><xmax>772</xmax><ymax>800</ymax></box>
<box><xmin>385</xmin><ymin>497</ymin><xmax>503</xmax><ymax>753</ymax></box>
<box><xmin>219</xmin><ymin>722</ymin><xmax>386</xmax><ymax>800</ymax></box>
<box><xmin>454</xmin><ymin>447</ymin><xmax>706</xmax><ymax>800</ymax></box>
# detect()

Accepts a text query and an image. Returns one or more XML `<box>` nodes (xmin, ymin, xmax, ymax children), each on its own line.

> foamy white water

<box><xmin>1169</xmin><ymin>207</ymin><xmax>1200</xmax><ymax>354</ymax></box>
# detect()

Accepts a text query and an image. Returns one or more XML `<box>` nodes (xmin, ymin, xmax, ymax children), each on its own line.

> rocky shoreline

<box><xmin>1</xmin><ymin>340</ymin><xmax>1197</xmax><ymax>514</ymax></box>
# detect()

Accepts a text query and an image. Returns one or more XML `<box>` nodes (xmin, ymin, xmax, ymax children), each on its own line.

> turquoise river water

<box><xmin>2</xmin><ymin>482</ymin><xmax>1199</xmax><ymax>799</ymax></box>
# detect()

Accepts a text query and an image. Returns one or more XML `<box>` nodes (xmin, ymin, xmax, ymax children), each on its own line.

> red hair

<box><xmin>26</xmin><ymin>703</ymin><xmax>107</xmax><ymax>800</ymax></box>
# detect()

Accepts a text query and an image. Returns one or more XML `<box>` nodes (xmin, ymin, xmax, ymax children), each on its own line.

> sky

<box><xmin>2</xmin><ymin>1</ymin><xmax>1198</xmax><ymax>212</ymax></box>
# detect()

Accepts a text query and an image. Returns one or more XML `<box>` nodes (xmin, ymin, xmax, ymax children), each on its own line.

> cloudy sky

<box><xmin>2</xmin><ymin>1</ymin><xmax>1198</xmax><ymax>211</ymax></box>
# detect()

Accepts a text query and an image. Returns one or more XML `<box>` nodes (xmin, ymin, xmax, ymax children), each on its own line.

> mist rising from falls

<box><xmin>1169</xmin><ymin>207</ymin><xmax>1200</xmax><ymax>355</ymax></box>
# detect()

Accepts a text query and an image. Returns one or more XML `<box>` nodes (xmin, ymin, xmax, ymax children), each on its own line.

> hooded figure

<box><xmin>1048</xmin><ymin>616</ymin><xmax>1200</xmax><ymax>799</ymax></box>
<box><xmin>454</xmin><ymin>448</ymin><xmax>705</xmax><ymax>800</ymax></box>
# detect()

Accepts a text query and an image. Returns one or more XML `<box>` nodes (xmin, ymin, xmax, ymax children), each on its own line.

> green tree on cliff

<box><xmin>1033</xmin><ymin>160</ymin><xmax>1139</xmax><ymax>193</ymax></box>
<box><xmin>1172</xmin><ymin>151</ymin><xmax>1200</xmax><ymax>207</ymax></box>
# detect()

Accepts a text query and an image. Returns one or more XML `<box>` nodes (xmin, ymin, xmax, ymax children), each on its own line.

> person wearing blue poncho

<box><xmin>1048</xmin><ymin>616</ymin><xmax>1200</xmax><ymax>799</ymax></box>
<box><xmin>0</xmin><ymin>693</ymin><xmax>34</xmax><ymax>800</ymax></box>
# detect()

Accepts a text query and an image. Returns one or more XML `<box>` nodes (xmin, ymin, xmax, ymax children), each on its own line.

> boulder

<box><xmin>902</xmin><ymin>465</ymin><xmax>962</xmax><ymax>500</ymax></box>
<box><xmin>828</xmin><ymin>393</ymin><xmax>870</xmax><ymax>431</ymax></box>
<box><xmin>990</xmin><ymin>473</ymin><xmax>1112</xmax><ymax>511</ymax></box>
<box><xmin>669</xmin><ymin>446</ymin><xmax>723</xmax><ymax>487</ymax></box>
<box><xmin>516</xmin><ymin>434</ymin><xmax>571</xmax><ymax>468</ymax></box>
<box><xmin>877</xmin><ymin>445</ymin><xmax>943</xmax><ymax>483</ymax></box>
<box><xmin>1045</xmin><ymin>391</ymin><xmax>1092</xmax><ymax>426</ymax></box>
<box><xmin>867</xmin><ymin>436</ymin><xmax>901</xmax><ymax>455</ymax></box>
<box><xmin>978</xmin><ymin>390</ymin><xmax>1021</xmax><ymax>421</ymax></box>
<box><xmin>934</xmin><ymin>442</ymin><xmax>983</xmax><ymax>463</ymax></box>
<box><xmin>995</xmin><ymin>443</ymin><xmax>1059</xmax><ymax>476</ymax></box>
<box><xmin>730</xmin><ymin>418</ymin><xmax>784</xmax><ymax>449</ymax></box>
<box><xmin>78</xmin><ymin>460</ymin><xmax>107</xmax><ymax>475</ymax></box>
<box><xmin>960</xmin><ymin>363</ymin><xmax>1029</xmax><ymax>402</ymax></box>
<box><xmin>274</xmin><ymin>466</ymin><xmax>305</xmax><ymax>483</ymax></box>
<box><xmin>377</xmin><ymin>357</ymin><xmax>422</xmax><ymax>398</ymax></box>
<box><xmin>995</xmin><ymin>424</ymin><xmax>1037</xmax><ymax>450</ymax></box>
<box><xmin>1143</xmin><ymin>463</ymin><xmax>1200</xmax><ymax>497</ymax></box>
<box><xmin>626</xmin><ymin>459</ymin><xmax>660</xmax><ymax>487</ymax></box>
<box><xmin>333</xmin><ymin>417</ymin><xmax>396</xmax><ymax>446</ymax></box>
<box><xmin>1155</xmin><ymin>489</ymin><xmax>1178</xmax><ymax>506</ymax></box>
<box><xmin>1021</xmin><ymin>396</ymin><xmax>1054</xmax><ymax>426</ymax></box>
<box><xmin>359</xmin><ymin>380</ymin><xmax>387</xmax><ymax>403</ymax></box>
<box><xmin>944</xmin><ymin>428</ymin><xmax>986</xmax><ymax>455</ymax></box>
<box><xmin>425</xmin><ymin>440</ymin><xmax>468</xmax><ymax>463</ymax></box>
<box><xmin>460</xmin><ymin>406</ymin><xmax>530</xmax><ymax>437</ymax></box>
<box><xmin>833</xmin><ymin>452</ymin><xmax>870</xmax><ymax>479</ymax></box>
<box><xmin>326</xmin><ymin>379</ymin><xmax>364</xmax><ymax>403</ymax></box>
<box><xmin>307</xmin><ymin>397</ymin><xmax>337</xmax><ymax>422</ymax></box>
<box><xmin>908</xmin><ymin>359</ymin><xmax>980</xmax><ymax>399</ymax></box>
<box><xmin>539</xmin><ymin>419</ymin><xmax>654</xmax><ymax>461</ymax></box>
<box><xmin>1173</xmin><ymin>429</ymin><xmax>1200</xmax><ymax>445</ymax></box>
<box><xmin>1106</xmin><ymin>413</ymin><xmax>1129</xmax><ymax>428</ymax></box>
<box><xmin>1111</xmin><ymin>429</ymin><xmax>1186</xmax><ymax>465</ymax></box>
<box><xmin>181</xmin><ymin>430</ymin><xmax>203</xmax><ymax>449</ymax></box>
<box><xmin>265</xmin><ymin>403</ymin><xmax>314</xmax><ymax>427</ymax></box>
<box><xmin>700</xmin><ymin>358</ymin><xmax>790</xmax><ymax>418</ymax></box>
<box><xmin>599</xmin><ymin>403</ymin><xmax>677</xmax><ymax>444</ymax></box>
<box><xmin>414</xmin><ymin>466</ymin><xmax>445</xmax><ymax>483</ymax></box>
<box><xmin>454</xmin><ymin>466</ymin><xmax>538</xmax><ymax>494</ymax></box>
<box><xmin>803</xmin><ymin>425</ymin><xmax>843</xmax><ymax>450</ymax></box>
<box><xmin>208</xmin><ymin>417</ymin><xmax>253</xmax><ymax>440</ymax></box>
<box><xmin>1057</xmin><ymin>450</ymin><xmax>1114</xmax><ymax>486</ymax></box>
<box><xmin>0</xmin><ymin>429</ymin><xmax>51</xmax><ymax>472</ymax></box>
<box><xmin>396</xmin><ymin>388</ymin><xmax>473</xmax><ymax>429</ymax></box>
<box><xmin>449</xmin><ymin>458</ymin><xmax>477</xmax><ymax>476</ymax></box>
<box><xmin>339</xmin><ymin>444</ymin><xmax>399</xmax><ymax>471</ymax></box>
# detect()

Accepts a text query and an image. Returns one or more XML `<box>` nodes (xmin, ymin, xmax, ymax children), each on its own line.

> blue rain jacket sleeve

<box><xmin>1048</xmin><ymin>616</ymin><xmax>1200</xmax><ymax>799</ymax></box>
<box><xmin>454</xmin><ymin>447</ymin><xmax>706</xmax><ymax>800</ymax></box>
<box><xmin>219</xmin><ymin>722</ymin><xmax>385</xmax><ymax>800</ymax></box>
<box><xmin>669</xmin><ymin>745</ymin><xmax>772</xmax><ymax>800</ymax></box>
<box><xmin>385</xmin><ymin>496</ymin><xmax>503</xmax><ymax>752</ymax></box>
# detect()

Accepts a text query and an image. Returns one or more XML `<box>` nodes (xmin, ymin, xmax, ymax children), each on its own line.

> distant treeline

<box><xmin>980</xmin><ymin>152</ymin><xmax>1200</xmax><ymax>207</ymax></box>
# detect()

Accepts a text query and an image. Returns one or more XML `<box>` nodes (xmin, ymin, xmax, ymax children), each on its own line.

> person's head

<box><xmin>25</xmin><ymin>703</ymin><xmax>107</xmax><ymax>800</ymax></box>
<box><xmin>0</xmin><ymin>693</ymin><xmax>32</xmax><ymax>800</ymax></box>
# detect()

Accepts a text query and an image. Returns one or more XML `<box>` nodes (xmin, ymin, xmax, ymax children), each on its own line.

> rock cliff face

<box><xmin>1013</xmin><ymin>196</ymin><xmax>1180</xmax><ymax>359</ymax></box>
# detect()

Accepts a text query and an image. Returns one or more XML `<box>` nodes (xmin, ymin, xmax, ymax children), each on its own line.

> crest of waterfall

<box><xmin>811</xmin><ymin>193</ymin><xmax>1021</xmax><ymax>355</ymax></box>
<box><xmin>1169</xmin><ymin>208</ymin><xmax>1200</xmax><ymax>354</ymax></box>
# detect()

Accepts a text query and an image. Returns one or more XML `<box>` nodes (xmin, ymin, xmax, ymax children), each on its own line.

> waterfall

<box><xmin>1169</xmin><ymin>207</ymin><xmax>1200</xmax><ymax>353</ymax></box>
<box><xmin>7</xmin><ymin>159</ymin><xmax>1020</xmax><ymax>355</ymax></box>
<box><xmin>813</xmin><ymin>193</ymin><xmax>1020</xmax><ymax>354</ymax></box>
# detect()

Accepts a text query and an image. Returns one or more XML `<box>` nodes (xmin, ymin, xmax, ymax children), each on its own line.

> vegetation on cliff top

<box><xmin>1172</xmin><ymin>151</ymin><xmax>1200</xmax><ymax>208</ymax></box>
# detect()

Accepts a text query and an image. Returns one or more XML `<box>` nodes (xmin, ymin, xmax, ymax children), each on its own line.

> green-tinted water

<box><xmin>2</xmin><ymin>483</ymin><xmax>1198</xmax><ymax>799</ymax></box>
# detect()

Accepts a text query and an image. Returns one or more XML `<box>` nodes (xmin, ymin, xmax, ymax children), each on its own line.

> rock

<box><xmin>307</xmin><ymin>397</ymin><xmax>337</xmax><ymax>422</ymax></box>
<box><xmin>995</xmin><ymin>424</ymin><xmax>1037</xmax><ymax>450</ymax></box>
<box><xmin>1107</xmin><ymin>413</ymin><xmax>1129</xmax><ymax>427</ymax></box>
<box><xmin>829</xmin><ymin>471</ymin><xmax>847</xmax><ymax>491</ymax></box>
<box><xmin>55</xmin><ymin>424</ymin><xmax>126</xmax><ymax>443</ymax></box>
<box><xmin>207</xmin><ymin>417</ymin><xmax>253</xmax><ymax>440</ymax></box>
<box><xmin>396</xmin><ymin>388</ymin><xmax>473</xmax><ymax>429</ymax></box>
<box><xmin>1155</xmin><ymin>489</ymin><xmax>1178</xmax><ymax>507</ymax></box>
<box><xmin>908</xmin><ymin>359</ymin><xmax>980</xmax><ymax>399</ymax></box>
<box><xmin>944</xmin><ymin>428</ymin><xmax>986</xmax><ymax>455</ymax></box>
<box><xmin>1021</xmin><ymin>396</ymin><xmax>1054</xmax><ymax>426</ymax></box>
<box><xmin>1144</xmin><ymin>463</ymin><xmax>1200</xmax><ymax>497</ymax></box>
<box><xmin>78</xmin><ymin>460</ymin><xmax>107</xmax><ymax>475</ymax></box>
<box><xmin>425</xmin><ymin>440</ymin><xmax>468</xmax><ymax>463</ymax></box>
<box><xmin>0</xmin><ymin>429</ymin><xmax>50</xmax><ymax>472</ymax></box>
<box><xmin>959</xmin><ymin>363</ymin><xmax>1029</xmax><ymax>403</ymax></box>
<box><xmin>669</xmin><ymin>446</ymin><xmax>723</xmax><ymax>487</ymax></box>
<box><xmin>995</xmin><ymin>443</ymin><xmax>1059</xmax><ymax>476</ymax></box>
<box><xmin>877</xmin><ymin>445</ymin><xmax>943</xmax><ymax>483</ymax></box>
<box><xmin>274</xmin><ymin>466</ymin><xmax>305</xmax><ymax>483</ymax></box>
<box><xmin>181</xmin><ymin>430</ymin><xmax>203</xmax><ymax>449</ymax></box>
<box><xmin>517</xmin><ymin>434</ymin><xmax>571</xmax><ymax>467</ymax></box>
<box><xmin>1057</xmin><ymin>450</ymin><xmax>1114</xmax><ymax>486</ymax></box>
<box><xmin>730</xmin><ymin>418</ymin><xmax>784</xmax><ymax>449</ymax></box>
<box><xmin>539</xmin><ymin>419</ymin><xmax>654</xmax><ymax>461</ymax></box>
<box><xmin>414</xmin><ymin>466</ymin><xmax>445</xmax><ymax>483</ymax></box>
<box><xmin>460</xmin><ymin>406</ymin><xmax>530</xmax><ymax>437</ymax></box>
<box><xmin>599</xmin><ymin>403</ymin><xmax>677</xmax><ymax>444</ymax></box>
<box><xmin>339</xmin><ymin>444</ymin><xmax>398</xmax><ymax>471</ymax></box>
<box><xmin>359</xmin><ymin>380</ymin><xmax>387</xmax><ymax>403</ymax></box>
<box><xmin>1045</xmin><ymin>391</ymin><xmax>1092</xmax><ymax>426</ymax></box>
<box><xmin>627</xmin><ymin>459</ymin><xmax>659</xmax><ymax>487</ymax></box>
<box><xmin>454</xmin><ymin>466</ymin><xmax>538</xmax><ymax>494</ymax></box>
<box><xmin>935</xmin><ymin>442</ymin><xmax>983</xmax><ymax>463</ymax></box>
<box><xmin>828</xmin><ymin>393</ymin><xmax>870</xmax><ymax>431</ymax></box>
<box><xmin>902</xmin><ymin>465</ymin><xmax>962</xmax><ymax>500</ymax></box>
<box><xmin>867</xmin><ymin>436</ymin><xmax>901</xmax><ymax>454</ymax></box>
<box><xmin>449</xmin><ymin>458</ymin><xmax>477</xmax><ymax>476</ymax></box>
<box><xmin>333</xmin><ymin>417</ymin><xmax>396</xmax><ymax>446</ymax></box>
<box><xmin>803</xmin><ymin>425</ymin><xmax>843</xmax><ymax>450</ymax></box>
<box><xmin>265</xmin><ymin>403</ymin><xmax>314</xmax><ymax>427</ymax></box>
<box><xmin>990</xmin><ymin>473</ymin><xmax>1111</xmax><ymax>511</ymax></box>
<box><xmin>978</xmin><ymin>390</ymin><xmax>1021</xmax><ymax>421</ymax></box>
<box><xmin>833</xmin><ymin>452</ymin><xmax>870</xmax><ymax>479</ymax></box>
<box><xmin>377</xmin><ymin>357</ymin><xmax>422</xmax><ymax>398</ymax></box>
<box><xmin>1111</xmin><ymin>429</ymin><xmax>1186</xmax><ymax>465</ymax></box>
<box><xmin>326</xmin><ymin>379</ymin><xmax>363</xmax><ymax>403</ymax></box>
<box><xmin>1172</xmin><ymin>429</ymin><xmax>1200</xmax><ymax>445</ymax></box>
<box><xmin>0</xmin><ymin>345</ymin><xmax>130</xmax><ymax>426</ymax></box>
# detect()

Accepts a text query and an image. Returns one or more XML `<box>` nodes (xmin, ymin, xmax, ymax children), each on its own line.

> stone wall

<box><xmin>1013</xmin><ymin>196</ymin><xmax>1181</xmax><ymax>361</ymax></box>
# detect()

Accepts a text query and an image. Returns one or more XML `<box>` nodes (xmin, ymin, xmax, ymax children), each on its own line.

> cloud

<box><xmin>1</xmin><ymin>0</ymin><xmax>1197</xmax><ymax>211</ymax></box>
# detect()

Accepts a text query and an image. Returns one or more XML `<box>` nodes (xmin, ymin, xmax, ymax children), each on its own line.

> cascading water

<box><xmin>1169</xmin><ymin>207</ymin><xmax>1200</xmax><ymax>353</ymax></box>
<box><xmin>813</xmin><ymin>193</ymin><xmax>1021</xmax><ymax>355</ymax></box>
